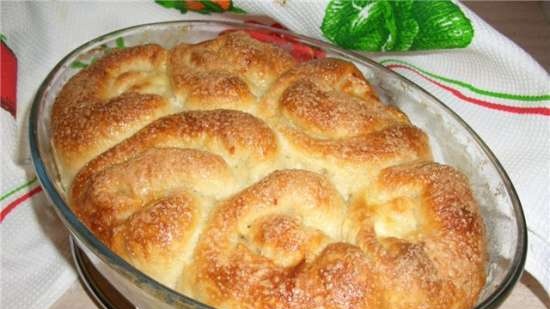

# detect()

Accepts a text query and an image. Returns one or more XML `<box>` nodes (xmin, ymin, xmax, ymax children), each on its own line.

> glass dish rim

<box><xmin>28</xmin><ymin>19</ymin><xmax>527</xmax><ymax>309</ymax></box>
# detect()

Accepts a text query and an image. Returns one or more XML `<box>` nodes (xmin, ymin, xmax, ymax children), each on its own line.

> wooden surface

<box><xmin>50</xmin><ymin>272</ymin><xmax>549</xmax><ymax>309</ymax></box>
<box><xmin>463</xmin><ymin>1</ymin><xmax>550</xmax><ymax>71</ymax></box>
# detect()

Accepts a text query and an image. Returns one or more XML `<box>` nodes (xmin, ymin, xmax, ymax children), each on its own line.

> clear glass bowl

<box><xmin>29</xmin><ymin>20</ymin><xmax>527</xmax><ymax>309</ymax></box>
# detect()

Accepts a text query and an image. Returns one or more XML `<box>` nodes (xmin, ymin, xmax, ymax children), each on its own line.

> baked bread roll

<box><xmin>52</xmin><ymin>31</ymin><xmax>486</xmax><ymax>309</ymax></box>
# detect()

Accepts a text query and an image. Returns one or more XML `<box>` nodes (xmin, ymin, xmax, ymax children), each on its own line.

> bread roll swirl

<box><xmin>51</xmin><ymin>30</ymin><xmax>486</xmax><ymax>309</ymax></box>
<box><xmin>190</xmin><ymin>169</ymin><xmax>382</xmax><ymax>309</ymax></box>
<box><xmin>170</xmin><ymin>31</ymin><xmax>296</xmax><ymax>112</ymax></box>
<box><xmin>52</xmin><ymin>45</ymin><xmax>173</xmax><ymax>186</ymax></box>
<box><xmin>345</xmin><ymin>162</ymin><xmax>486</xmax><ymax>309</ymax></box>
<box><xmin>70</xmin><ymin>110</ymin><xmax>278</xmax><ymax>287</ymax></box>
<box><xmin>260</xmin><ymin>59</ymin><xmax>431</xmax><ymax>196</ymax></box>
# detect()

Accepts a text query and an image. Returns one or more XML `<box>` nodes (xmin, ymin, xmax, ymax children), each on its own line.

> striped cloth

<box><xmin>1</xmin><ymin>2</ymin><xmax>548</xmax><ymax>309</ymax></box>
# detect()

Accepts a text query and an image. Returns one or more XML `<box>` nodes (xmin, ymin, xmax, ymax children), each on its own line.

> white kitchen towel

<box><xmin>1</xmin><ymin>2</ymin><xmax>548</xmax><ymax>309</ymax></box>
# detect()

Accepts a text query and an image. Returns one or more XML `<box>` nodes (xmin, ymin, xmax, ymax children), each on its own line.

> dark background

<box><xmin>464</xmin><ymin>1</ymin><xmax>550</xmax><ymax>72</ymax></box>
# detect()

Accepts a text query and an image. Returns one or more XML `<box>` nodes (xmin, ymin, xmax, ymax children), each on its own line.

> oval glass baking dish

<box><xmin>29</xmin><ymin>20</ymin><xmax>527</xmax><ymax>309</ymax></box>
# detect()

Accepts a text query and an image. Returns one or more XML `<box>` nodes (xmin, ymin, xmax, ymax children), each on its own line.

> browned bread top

<box><xmin>52</xmin><ymin>30</ymin><xmax>485</xmax><ymax>309</ymax></box>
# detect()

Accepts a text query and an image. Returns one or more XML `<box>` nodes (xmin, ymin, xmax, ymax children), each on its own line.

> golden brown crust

<box><xmin>111</xmin><ymin>192</ymin><xmax>202</xmax><ymax>287</ymax></box>
<box><xmin>260</xmin><ymin>58</ymin><xmax>431</xmax><ymax>196</ymax></box>
<box><xmin>71</xmin><ymin>109</ymin><xmax>279</xmax><ymax>241</ymax></box>
<box><xmin>260</xmin><ymin>58</ymin><xmax>382</xmax><ymax>116</ymax></box>
<box><xmin>170</xmin><ymin>31</ymin><xmax>296</xmax><ymax>112</ymax></box>
<box><xmin>52</xmin><ymin>44</ymin><xmax>173</xmax><ymax>185</ymax></box>
<box><xmin>51</xmin><ymin>31</ymin><xmax>486</xmax><ymax>309</ymax></box>
<box><xmin>344</xmin><ymin>162</ymin><xmax>486</xmax><ymax>309</ymax></box>
<box><xmin>191</xmin><ymin>170</ymin><xmax>382</xmax><ymax>309</ymax></box>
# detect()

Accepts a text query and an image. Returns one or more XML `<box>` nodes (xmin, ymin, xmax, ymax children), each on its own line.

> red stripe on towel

<box><xmin>386</xmin><ymin>64</ymin><xmax>550</xmax><ymax>116</ymax></box>
<box><xmin>0</xmin><ymin>186</ymin><xmax>43</xmax><ymax>223</ymax></box>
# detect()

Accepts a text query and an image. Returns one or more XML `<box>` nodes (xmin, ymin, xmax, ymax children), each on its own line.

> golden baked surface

<box><xmin>52</xmin><ymin>31</ymin><xmax>486</xmax><ymax>309</ymax></box>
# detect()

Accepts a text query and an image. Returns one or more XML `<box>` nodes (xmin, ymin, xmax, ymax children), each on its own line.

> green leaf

<box><xmin>202</xmin><ymin>0</ymin><xmax>224</xmax><ymax>13</ymax></box>
<box><xmin>321</xmin><ymin>0</ymin><xmax>473</xmax><ymax>51</ymax></box>
<box><xmin>378</xmin><ymin>1</ymin><xmax>397</xmax><ymax>51</ymax></box>
<box><xmin>0</xmin><ymin>33</ymin><xmax>6</xmax><ymax>43</ymax></box>
<box><xmin>70</xmin><ymin>61</ymin><xmax>88</xmax><ymax>69</ymax></box>
<box><xmin>389</xmin><ymin>0</ymin><xmax>418</xmax><ymax>51</ymax></box>
<box><xmin>155</xmin><ymin>0</ymin><xmax>187</xmax><ymax>13</ymax></box>
<box><xmin>321</xmin><ymin>0</ymin><xmax>398</xmax><ymax>51</ymax></box>
<box><xmin>115</xmin><ymin>37</ymin><xmax>125</xmax><ymax>48</ymax></box>
<box><xmin>321</xmin><ymin>0</ymin><xmax>353</xmax><ymax>43</ymax></box>
<box><xmin>411</xmin><ymin>0</ymin><xmax>474</xmax><ymax>50</ymax></box>
<box><xmin>229</xmin><ymin>5</ymin><xmax>246</xmax><ymax>14</ymax></box>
